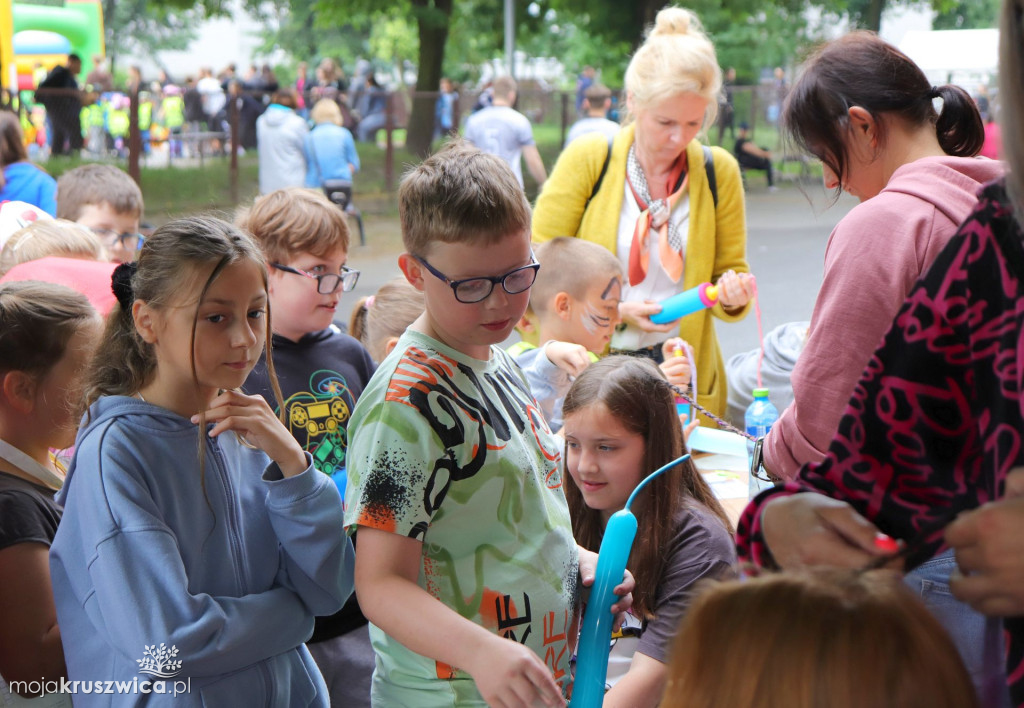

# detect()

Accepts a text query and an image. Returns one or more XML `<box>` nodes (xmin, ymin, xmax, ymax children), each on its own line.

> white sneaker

<box><xmin>768</xmin><ymin>185</ymin><xmax>779</xmax><ymax>192</ymax></box>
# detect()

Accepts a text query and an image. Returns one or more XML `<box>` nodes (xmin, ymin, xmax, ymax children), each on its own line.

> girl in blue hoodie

<box><xmin>49</xmin><ymin>216</ymin><xmax>354</xmax><ymax>707</ymax></box>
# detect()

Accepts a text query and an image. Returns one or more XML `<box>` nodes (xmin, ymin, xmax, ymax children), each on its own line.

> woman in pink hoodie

<box><xmin>744</xmin><ymin>31</ymin><xmax>1008</xmax><ymax>707</ymax></box>
<box><xmin>760</xmin><ymin>32</ymin><xmax>1003</xmax><ymax>482</ymax></box>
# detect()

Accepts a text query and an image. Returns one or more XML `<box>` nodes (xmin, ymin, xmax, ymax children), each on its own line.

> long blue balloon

<box><xmin>569</xmin><ymin>454</ymin><xmax>691</xmax><ymax>707</ymax></box>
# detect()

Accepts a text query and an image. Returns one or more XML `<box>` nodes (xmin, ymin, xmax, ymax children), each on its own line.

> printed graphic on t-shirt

<box><xmin>280</xmin><ymin>368</ymin><xmax>355</xmax><ymax>476</ymax></box>
<box><xmin>346</xmin><ymin>340</ymin><xmax>579</xmax><ymax>701</ymax></box>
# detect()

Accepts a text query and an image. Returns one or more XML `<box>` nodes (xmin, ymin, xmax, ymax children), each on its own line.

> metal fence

<box><xmin>13</xmin><ymin>82</ymin><xmax>795</xmax><ymax>214</ymax></box>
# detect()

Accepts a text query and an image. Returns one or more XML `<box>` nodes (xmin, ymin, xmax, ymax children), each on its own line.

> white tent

<box><xmin>898</xmin><ymin>28</ymin><xmax>999</xmax><ymax>87</ymax></box>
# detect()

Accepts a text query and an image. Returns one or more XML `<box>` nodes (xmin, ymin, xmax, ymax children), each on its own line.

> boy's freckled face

<box><xmin>268</xmin><ymin>247</ymin><xmax>349</xmax><ymax>342</ymax></box>
<box><xmin>565</xmin><ymin>275</ymin><xmax>622</xmax><ymax>354</ymax></box>
<box><xmin>413</xmin><ymin>230</ymin><xmax>533</xmax><ymax>360</ymax></box>
<box><xmin>76</xmin><ymin>202</ymin><xmax>141</xmax><ymax>264</ymax></box>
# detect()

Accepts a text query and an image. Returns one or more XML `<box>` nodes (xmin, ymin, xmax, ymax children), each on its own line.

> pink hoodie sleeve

<box><xmin>763</xmin><ymin>197</ymin><xmax>942</xmax><ymax>480</ymax></box>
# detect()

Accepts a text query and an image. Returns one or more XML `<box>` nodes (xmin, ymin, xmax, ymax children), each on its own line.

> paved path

<box><xmin>714</xmin><ymin>185</ymin><xmax>856</xmax><ymax>361</ymax></box>
<box><xmin>337</xmin><ymin>182</ymin><xmax>859</xmax><ymax>362</ymax></box>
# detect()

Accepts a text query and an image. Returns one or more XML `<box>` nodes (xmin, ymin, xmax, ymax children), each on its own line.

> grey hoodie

<box><xmin>257</xmin><ymin>104</ymin><xmax>309</xmax><ymax>194</ymax></box>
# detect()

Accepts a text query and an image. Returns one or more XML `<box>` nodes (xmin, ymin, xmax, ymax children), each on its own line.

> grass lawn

<box><xmin>37</xmin><ymin>117</ymin><xmax>818</xmax><ymax>225</ymax></box>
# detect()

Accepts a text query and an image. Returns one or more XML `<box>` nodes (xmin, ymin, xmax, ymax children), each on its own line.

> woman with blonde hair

<box><xmin>533</xmin><ymin>6</ymin><xmax>755</xmax><ymax>421</ymax></box>
<box><xmin>305</xmin><ymin>98</ymin><xmax>360</xmax><ymax>192</ymax></box>
<box><xmin>662</xmin><ymin>570</ymin><xmax>978</xmax><ymax>708</ymax></box>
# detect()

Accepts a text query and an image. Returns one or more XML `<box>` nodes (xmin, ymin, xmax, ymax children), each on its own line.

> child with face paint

<box><xmin>513</xmin><ymin>237</ymin><xmax>696</xmax><ymax>434</ymax></box>
<box><xmin>511</xmin><ymin>237</ymin><xmax>623</xmax><ymax>432</ymax></box>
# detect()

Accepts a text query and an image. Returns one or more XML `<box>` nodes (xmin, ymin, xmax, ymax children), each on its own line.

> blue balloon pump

<box><xmin>569</xmin><ymin>453</ymin><xmax>691</xmax><ymax>707</ymax></box>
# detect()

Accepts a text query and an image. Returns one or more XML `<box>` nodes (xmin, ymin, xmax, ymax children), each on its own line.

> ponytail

<box><xmin>83</xmin><ymin>299</ymin><xmax>157</xmax><ymax>408</ymax></box>
<box><xmin>348</xmin><ymin>296</ymin><xmax>370</xmax><ymax>346</ymax></box>
<box><xmin>783</xmin><ymin>32</ymin><xmax>984</xmax><ymax>201</ymax></box>
<box><xmin>933</xmin><ymin>84</ymin><xmax>984</xmax><ymax>157</ymax></box>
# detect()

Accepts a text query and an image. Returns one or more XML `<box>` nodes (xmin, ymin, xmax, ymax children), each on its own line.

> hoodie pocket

<box><xmin>200</xmin><ymin>651</ymin><xmax>317</xmax><ymax>707</ymax></box>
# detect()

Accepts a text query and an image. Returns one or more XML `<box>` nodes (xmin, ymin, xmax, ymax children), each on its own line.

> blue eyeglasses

<box><xmin>414</xmin><ymin>254</ymin><xmax>540</xmax><ymax>303</ymax></box>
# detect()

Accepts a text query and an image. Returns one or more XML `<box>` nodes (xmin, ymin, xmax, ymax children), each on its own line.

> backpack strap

<box><xmin>703</xmin><ymin>145</ymin><xmax>718</xmax><ymax>209</ymax></box>
<box><xmin>584</xmin><ymin>134</ymin><xmax>615</xmax><ymax>210</ymax></box>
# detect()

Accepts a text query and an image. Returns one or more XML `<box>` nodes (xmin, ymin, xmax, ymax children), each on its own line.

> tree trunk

<box><xmin>302</xmin><ymin>9</ymin><xmax>317</xmax><ymax>60</ymax></box>
<box><xmin>104</xmin><ymin>0</ymin><xmax>118</xmax><ymax>70</ymax></box>
<box><xmin>407</xmin><ymin>0</ymin><xmax>453</xmax><ymax>158</ymax></box>
<box><xmin>863</xmin><ymin>0</ymin><xmax>885</xmax><ymax>31</ymax></box>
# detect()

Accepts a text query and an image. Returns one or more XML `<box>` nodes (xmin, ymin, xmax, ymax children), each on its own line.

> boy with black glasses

<box><xmin>344</xmin><ymin>140</ymin><xmax>631</xmax><ymax>706</ymax></box>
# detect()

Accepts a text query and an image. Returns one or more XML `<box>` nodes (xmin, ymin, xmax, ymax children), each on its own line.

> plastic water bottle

<box><xmin>745</xmin><ymin>388</ymin><xmax>778</xmax><ymax>499</ymax></box>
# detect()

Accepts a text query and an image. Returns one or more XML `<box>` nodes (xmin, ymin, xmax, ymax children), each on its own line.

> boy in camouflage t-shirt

<box><xmin>345</xmin><ymin>141</ymin><xmax>592</xmax><ymax>706</ymax></box>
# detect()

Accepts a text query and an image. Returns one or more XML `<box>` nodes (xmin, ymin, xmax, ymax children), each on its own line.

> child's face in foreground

<box><xmin>561</xmin><ymin>274</ymin><xmax>622</xmax><ymax>354</ymax></box>
<box><xmin>35</xmin><ymin>316</ymin><xmax>103</xmax><ymax>450</ymax></box>
<box><xmin>563</xmin><ymin>401</ymin><xmax>646</xmax><ymax>522</ymax></box>
<box><xmin>409</xmin><ymin>229</ymin><xmax>533</xmax><ymax>360</ymax></box>
<box><xmin>76</xmin><ymin>201</ymin><xmax>141</xmax><ymax>264</ymax></box>
<box><xmin>268</xmin><ymin>247</ymin><xmax>349</xmax><ymax>342</ymax></box>
<box><xmin>142</xmin><ymin>259</ymin><xmax>267</xmax><ymax>410</ymax></box>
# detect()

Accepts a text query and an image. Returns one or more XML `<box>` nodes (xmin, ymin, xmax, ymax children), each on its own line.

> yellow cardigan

<box><xmin>532</xmin><ymin>123</ymin><xmax>750</xmax><ymax>420</ymax></box>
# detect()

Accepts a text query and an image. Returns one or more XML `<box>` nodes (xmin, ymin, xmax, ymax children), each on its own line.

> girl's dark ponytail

<box><xmin>934</xmin><ymin>84</ymin><xmax>985</xmax><ymax>157</ymax></box>
<box><xmin>83</xmin><ymin>281</ymin><xmax>157</xmax><ymax>409</ymax></box>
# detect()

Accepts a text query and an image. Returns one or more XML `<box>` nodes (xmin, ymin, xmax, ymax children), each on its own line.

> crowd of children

<box><xmin>3</xmin><ymin>1</ymin><xmax>1024</xmax><ymax>706</ymax></box>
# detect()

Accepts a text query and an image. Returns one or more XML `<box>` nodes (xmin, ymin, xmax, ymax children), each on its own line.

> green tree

<box><xmin>816</xmin><ymin>0</ymin><xmax>962</xmax><ymax>32</ymax></box>
<box><xmin>104</xmin><ymin>0</ymin><xmax>202</xmax><ymax>72</ymax></box>
<box><xmin>534</xmin><ymin>0</ymin><xmax>813</xmax><ymax>85</ymax></box>
<box><xmin>932</xmin><ymin>0</ymin><xmax>1000</xmax><ymax>29</ymax></box>
<box><xmin>308</xmin><ymin>0</ymin><xmax>452</xmax><ymax>157</ymax></box>
<box><xmin>246</xmin><ymin>0</ymin><xmax>370</xmax><ymax>72</ymax></box>
<box><xmin>18</xmin><ymin>0</ymin><xmax>204</xmax><ymax>74</ymax></box>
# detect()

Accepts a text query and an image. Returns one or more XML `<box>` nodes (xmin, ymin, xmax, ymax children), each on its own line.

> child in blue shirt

<box><xmin>50</xmin><ymin>216</ymin><xmax>353</xmax><ymax>706</ymax></box>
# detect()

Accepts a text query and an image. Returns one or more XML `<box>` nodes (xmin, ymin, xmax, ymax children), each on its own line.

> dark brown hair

<box><xmin>561</xmin><ymin>356</ymin><xmax>731</xmax><ymax>619</ymax></box>
<box><xmin>662</xmin><ymin>569</ymin><xmax>979</xmax><ymax>708</ymax></box>
<box><xmin>270</xmin><ymin>88</ymin><xmax>298</xmax><ymax>109</ymax></box>
<box><xmin>0</xmin><ymin>112</ymin><xmax>28</xmax><ymax>183</ymax></box>
<box><xmin>784</xmin><ymin>32</ymin><xmax>984</xmax><ymax>200</ymax></box>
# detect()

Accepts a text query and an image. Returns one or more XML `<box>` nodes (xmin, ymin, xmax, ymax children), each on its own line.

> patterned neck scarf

<box><xmin>625</xmin><ymin>144</ymin><xmax>688</xmax><ymax>285</ymax></box>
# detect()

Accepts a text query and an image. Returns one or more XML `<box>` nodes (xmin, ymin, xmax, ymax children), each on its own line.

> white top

<box><xmin>611</xmin><ymin>179</ymin><xmax>691</xmax><ymax>350</ymax></box>
<box><xmin>464</xmin><ymin>105</ymin><xmax>536</xmax><ymax>187</ymax></box>
<box><xmin>565</xmin><ymin>117</ymin><xmax>621</xmax><ymax>147</ymax></box>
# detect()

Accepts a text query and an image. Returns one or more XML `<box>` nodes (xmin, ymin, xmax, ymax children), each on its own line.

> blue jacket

<box><xmin>1</xmin><ymin>161</ymin><xmax>57</xmax><ymax>215</ymax></box>
<box><xmin>304</xmin><ymin>123</ymin><xmax>360</xmax><ymax>186</ymax></box>
<box><xmin>50</xmin><ymin>396</ymin><xmax>353</xmax><ymax>706</ymax></box>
